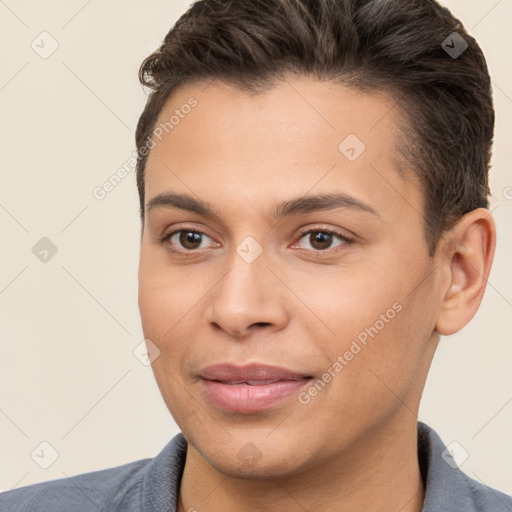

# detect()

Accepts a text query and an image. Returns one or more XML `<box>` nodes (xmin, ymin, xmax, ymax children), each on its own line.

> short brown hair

<box><xmin>135</xmin><ymin>0</ymin><xmax>494</xmax><ymax>256</ymax></box>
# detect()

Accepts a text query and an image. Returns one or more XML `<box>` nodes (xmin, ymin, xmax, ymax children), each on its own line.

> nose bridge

<box><xmin>205</xmin><ymin>234</ymin><xmax>288</xmax><ymax>336</ymax></box>
<box><xmin>218</xmin><ymin>236</ymin><xmax>272</xmax><ymax>310</ymax></box>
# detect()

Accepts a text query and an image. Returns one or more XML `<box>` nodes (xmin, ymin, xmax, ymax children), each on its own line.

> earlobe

<box><xmin>435</xmin><ymin>208</ymin><xmax>496</xmax><ymax>336</ymax></box>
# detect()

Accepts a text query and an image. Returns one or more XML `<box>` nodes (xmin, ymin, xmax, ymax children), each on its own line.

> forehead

<box><xmin>144</xmin><ymin>77</ymin><xmax>422</xmax><ymax>224</ymax></box>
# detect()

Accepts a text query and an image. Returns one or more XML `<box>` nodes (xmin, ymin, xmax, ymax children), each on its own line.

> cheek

<box><xmin>301</xmin><ymin>264</ymin><xmax>427</xmax><ymax>397</ymax></box>
<box><xmin>138</xmin><ymin>280</ymin><xmax>188</xmax><ymax>378</ymax></box>
<box><xmin>138</xmin><ymin>248</ymin><xmax>194</xmax><ymax>341</ymax></box>
<box><xmin>138</xmin><ymin>283</ymin><xmax>168</xmax><ymax>342</ymax></box>
<box><xmin>138</xmin><ymin>280</ymin><xmax>199</xmax><ymax>422</ymax></box>
<box><xmin>326</xmin><ymin>292</ymin><xmax>433</xmax><ymax>416</ymax></box>
<box><xmin>291</xmin><ymin>263</ymin><xmax>403</xmax><ymax>349</ymax></box>
<box><xmin>138</xmin><ymin>258</ymin><xmax>210</xmax><ymax>380</ymax></box>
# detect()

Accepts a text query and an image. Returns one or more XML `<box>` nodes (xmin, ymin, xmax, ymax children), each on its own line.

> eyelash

<box><xmin>159</xmin><ymin>226</ymin><xmax>354</xmax><ymax>254</ymax></box>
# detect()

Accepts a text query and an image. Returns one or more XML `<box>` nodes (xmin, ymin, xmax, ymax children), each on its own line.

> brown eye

<box><xmin>295</xmin><ymin>229</ymin><xmax>351</xmax><ymax>252</ymax></box>
<box><xmin>178</xmin><ymin>231</ymin><xmax>203</xmax><ymax>250</ymax></box>
<box><xmin>162</xmin><ymin>230</ymin><xmax>213</xmax><ymax>251</ymax></box>
<box><xmin>309</xmin><ymin>231</ymin><xmax>334</xmax><ymax>250</ymax></box>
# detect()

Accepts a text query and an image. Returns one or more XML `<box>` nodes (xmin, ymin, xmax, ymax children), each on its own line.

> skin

<box><xmin>137</xmin><ymin>76</ymin><xmax>496</xmax><ymax>512</ymax></box>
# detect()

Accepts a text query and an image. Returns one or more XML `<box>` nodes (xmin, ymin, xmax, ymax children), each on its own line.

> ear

<box><xmin>435</xmin><ymin>208</ymin><xmax>496</xmax><ymax>336</ymax></box>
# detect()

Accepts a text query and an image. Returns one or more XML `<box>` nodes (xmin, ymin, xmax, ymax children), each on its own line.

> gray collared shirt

<box><xmin>1</xmin><ymin>422</ymin><xmax>511</xmax><ymax>511</ymax></box>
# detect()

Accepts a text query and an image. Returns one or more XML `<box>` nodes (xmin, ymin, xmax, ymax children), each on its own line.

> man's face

<box><xmin>138</xmin><ymin>77</ymin><xmax>441</xmax><ymax>477</ymax></box>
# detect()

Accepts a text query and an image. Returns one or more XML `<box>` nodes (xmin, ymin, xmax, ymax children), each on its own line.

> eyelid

<box><xmin>158</xmin><ymin>222</ymin><xmax>215</xmax><ymax>241</ymax></box>
<box><xmin>294</xmin><ymin>225</ymin><xmax>354</xmax><ymax>241</ymax></box>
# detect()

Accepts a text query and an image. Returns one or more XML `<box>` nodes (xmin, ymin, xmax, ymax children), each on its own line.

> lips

<box><xmin>220</xmin><ymin>379</ymin><xmax>285</xmax><ymax>385</ymax></box>
<box><xmin>199</xmin><ymin>363</ymin><xmax>312</xmax><ymax>412</ymax></box>
<box><xmin>199</xmin><ymin>363</ymin><xmax>311</xmax><ymax>382</ymax></box>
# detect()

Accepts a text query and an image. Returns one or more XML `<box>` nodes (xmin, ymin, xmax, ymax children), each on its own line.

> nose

<box><xmin>204</xmin><ymin>247</ymin><xmax>290</xmax><ymax>339</ymax></box>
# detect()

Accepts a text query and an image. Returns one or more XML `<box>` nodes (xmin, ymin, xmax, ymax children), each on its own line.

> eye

<box><xmin>160</xmin><ymin>229</ymin><xmax>216</xmax><ymax>252</ymax></box>
<box><xmin>293</xmin><ymin>228</ymin><xmax>353</xmax><ymax>252</ymax></box>
<box><xmin>159</xmin><ymin>227</ymin><xmax>353</xmax><ymax>254</ymax></box>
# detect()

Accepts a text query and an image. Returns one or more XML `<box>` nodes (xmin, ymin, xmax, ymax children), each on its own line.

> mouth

<box><xmin>199</xmin><ymin>363</ymin><xmax>313</xmax><ymax>413</ymax></box>
<box><xmin>209</xmin><ymin>379</ymin><xmax>297</xmax><ymax>385</ymax></box>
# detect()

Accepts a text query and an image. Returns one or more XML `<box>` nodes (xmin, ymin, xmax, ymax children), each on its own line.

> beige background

<box><xmin>1</xmin><ymin>0</ymin><xmax>511</xmax><ymax>495</ymax></box>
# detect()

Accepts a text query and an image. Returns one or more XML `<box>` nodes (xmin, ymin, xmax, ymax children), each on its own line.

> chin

<box><xmin>191</xmin><ymin>432</ymin><xmax>313</xmax><ymax>480</ymax></box>
<box><xmin>208</xmin><ymin>451</ymin><xmax>305</xmax><ymax>480</ymax></box>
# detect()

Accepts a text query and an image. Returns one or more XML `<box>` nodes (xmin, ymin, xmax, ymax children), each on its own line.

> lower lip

<box><xmin>201</xmin><ymin>378</ymin><xmax>311</xmax><ymax>413</ymax></box>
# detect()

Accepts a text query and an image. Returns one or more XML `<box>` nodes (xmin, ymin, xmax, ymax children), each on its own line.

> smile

<box><xmin>198</xmin><ymin>363</ymin><xmax>313</xmax><ymax>412</ymax></box>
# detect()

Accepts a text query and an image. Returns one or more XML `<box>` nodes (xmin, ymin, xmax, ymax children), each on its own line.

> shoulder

<box><xmin>418</xmin><ymin>421</ymin><xmax>512</xmax><ymax>511</ymax></box>
<box><xmin>457</xmin><ymin>471</ymin><xmax>512</xmax><ymax>511</ymax></box>
<box><xmin>0</xmin><ymin>432</ymin><xmax>188</xmax><ymax>512</ymax></box>
<box><xmin>0</xmin><ymin>458</ymin><xmax>151</xmax><ymax>512</ymax></box>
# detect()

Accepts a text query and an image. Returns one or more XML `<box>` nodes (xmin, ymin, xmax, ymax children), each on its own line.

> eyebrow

<box><xmin>146</xmin><ymin>191</ymin><xmax>380</xmax><ymax>220</ymax></box>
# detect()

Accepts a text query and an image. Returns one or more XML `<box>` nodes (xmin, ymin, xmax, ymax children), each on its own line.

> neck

<box><xmin>177</xmin><ymin>415</ymin><xmax>425</xmax><ymax>512</ymax></box>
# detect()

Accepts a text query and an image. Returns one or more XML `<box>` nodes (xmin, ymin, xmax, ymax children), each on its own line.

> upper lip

<box><xmin>199</xmin><ymin>363</ymin><xmax>311</xmax><ymax>382</ymax></box>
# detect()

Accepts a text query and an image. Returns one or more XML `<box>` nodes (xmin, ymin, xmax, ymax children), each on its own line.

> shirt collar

<box><xmin>140</xmin><ymin>422</ymin><xmax>506</xmax><ymax>512</ymax></box>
